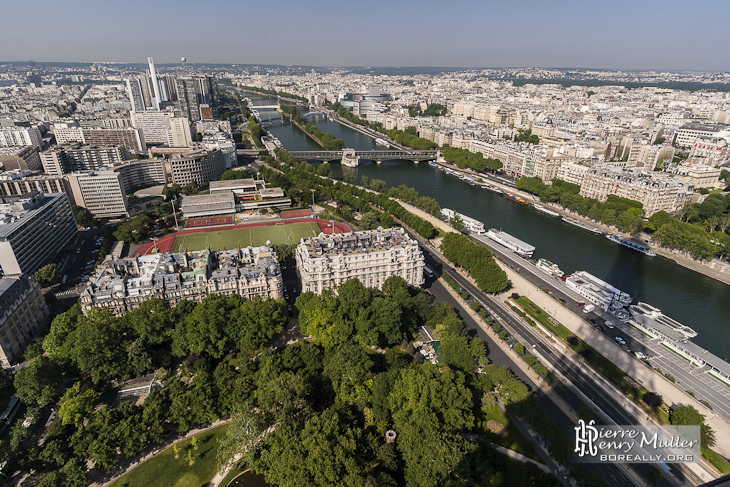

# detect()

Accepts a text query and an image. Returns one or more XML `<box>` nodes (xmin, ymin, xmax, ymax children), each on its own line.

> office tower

<box><xmin>64</xmin><ymin>170</ymin><xmax>129</xmax><ymax>218</ymax></box>
<box><xmin>167</xmin><ymin>117</ymin><xmax>193</xmax><ymax>147</ymax></box>
<box><xmin>148</xmin><ymin>57</ymin><xmax>162</xmax><ymax>110</ymax></box>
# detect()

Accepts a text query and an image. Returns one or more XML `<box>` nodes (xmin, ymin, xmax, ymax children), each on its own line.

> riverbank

<box><xmin>431</xmin><ymin>159</ymin><xmax>730</xmax><ymax>287</ymax></box>
<box><xmin>285</xmin><ymin>114</ymin><xmax>324</xmax><ymax>148</ymax></box>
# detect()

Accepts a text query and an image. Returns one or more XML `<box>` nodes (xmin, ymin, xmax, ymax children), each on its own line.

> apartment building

<box><xmin>673</xmin><ymin>123</ymin><xmax>728</xmax><ymax>147</ymax></box>
<box><xmin>0</xmin><ymin>276</ymin><xmax>49</xmax><ymax>367</ymax></box>
<box><xmin>296</xmin><ymin>227</ymin><xmax>424</xmax><ymax>294</ymax></box>
<box><xmin>81</xmin><ymin>128</ymin><xmax>146</xmax><ymax>152</ymax></box>
<box><xmin>668</xmin><ymin>164</ymin><xmax>722</xmax><ymax>189</ymax></box>
<box><xmin>579</xmin><ymin>168</ymin><xmax>693</xmax><ymax>216</ymax></box>
<box><xmin>80</xmin><ymin>246</ymin><xmax>282</xmax><ymax>317</ymax></box>
<box><xmin>0</xmin><ymin>127</ymin><xmax>43</xmax><ymax>149</ymax></box>
<box><xmin>130</xmin><ymin>110</ymin><xmax>175</xmax><ymax>145</ymax></box>
<box><xmin>168</xmin><ymin>117</ymin><xmax>193</xmax><ymax>147</ymax></box>
<box><xmin>64</xmin><ymin>171</ymin><xmax>129</xmax><ymax>218</ymax></box>
<box><xmin>166</xmin><ymin>149</ymin><xmax>224</xmax><ymax>186</ymax></box>
<box><xmin>0</xmin><ymin>171</ymin><xmax>65</xmax><ymax>196</ymax></box>
<box><xmin>40</xmin><ymin>144</ymin><xmax>126</xmax><ymax>176</ymax></box>
<box><xmin>0</xmin><ymin>192</ymin><xmax>77</xmax><ymax>275</ymax></box>
<box><xmin>0</xmin><ymin>146</ymin><xmax>42</xmax><ymax>171</ymax></box>
<box><xmin>690</xmin><ymin>136</ymin><xmax>728</xmax><ymax>166</ymax></box>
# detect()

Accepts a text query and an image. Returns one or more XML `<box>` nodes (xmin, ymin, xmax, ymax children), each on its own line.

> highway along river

<box><xmin>247</xmin><ymin>93</ymin><xmax>730</xmax><ymax>359</ymax></box>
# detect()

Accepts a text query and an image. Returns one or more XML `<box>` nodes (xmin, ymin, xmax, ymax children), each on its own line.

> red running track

<box><xmin>133</xmin><ymin>218</ymin><xmax>351</xmax><ymax>257</ymax></box>
<box><xmin>186</xmin><ymin>216</ymin><xmax>234</xmax><ymax>228</ymax></box>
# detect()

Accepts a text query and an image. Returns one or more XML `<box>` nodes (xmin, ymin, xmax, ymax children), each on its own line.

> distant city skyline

<box><xmin>1</xmin><ymin>0</ymin><xmax>728</xmax><ymax>71</ymax></box>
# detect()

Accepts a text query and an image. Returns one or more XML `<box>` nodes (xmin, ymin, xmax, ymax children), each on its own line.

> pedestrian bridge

<box><xmin>287</xmin><ymin>149</ymin><xmax>439</xmax><ymax>162</ymax></box>
<box><xmin>250</xmin><ymin>104</ymin><xmax>280</xmax><ymax>110</ymax></box>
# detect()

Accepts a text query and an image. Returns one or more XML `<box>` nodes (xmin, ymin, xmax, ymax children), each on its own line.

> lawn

<box><xmin>479</xmin><ymin>406</ymin><xmax>539</xmax><ymax>461</ymax></box>
<box><xmin>111</xmin><ymin>424</ymin><xmax>229</xmax><ymax>487</ymax></box>
<box><xmin>171</xmin><ymin>222</ymin><xmax>321</xmax><ymax>253</ymax></box>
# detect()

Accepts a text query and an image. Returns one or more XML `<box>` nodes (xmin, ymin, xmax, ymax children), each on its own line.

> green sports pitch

<box><xmin>171</xmin><ymin>222</ymin><xmax>321</xmax><ymax>252</ymax></box>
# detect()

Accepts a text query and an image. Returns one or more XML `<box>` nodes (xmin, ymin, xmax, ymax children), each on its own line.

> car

<box><xmin>589</xmin><ymin>318</ymin><xmax>598</xmax><ymax>325</ymax></box>
<box><xmin>576</xmin><ymin>302</ymin><xmax>585</xmax><ymax>306</ymax></box>
<box><xmin>293</xmin><ymin>286</ymin><xmax>297</xmax><ymax>293</ymax></box>
<box><xmin>558</xmin><ymin>298</ymin><xmax>567</xmax><ymax>305</ymax></box>
<box><xmin>634</xmin><ymin>351</ymin><xmax>648</xmax><ymax>359</ymax></box>
<box><xmin>595</xmin><ymin>324</ymin><xmax>607</xmax><ymax>332</ymax></box>
<box><xmin>614</xmin><ymin>336</ymin><xmax>626</xmax><ymax>346</ymax></box>
<box><xmin>604</xmin><ymin>321</ymin><xmax>615</xmax><ymax>329</ymax></box>
<box><xmin>61</xmin><ymin>275</ymin><xmax>68</xmax><ymax>284</ymax></box>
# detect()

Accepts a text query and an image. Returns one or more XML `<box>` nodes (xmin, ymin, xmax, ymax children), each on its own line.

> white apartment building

<box><xmin>296</xmin><ymin>227</ymin><xmax>424</xmax><ymax>294</ymax></box>
<box><xmin>579</xmin><ymin>168</ymin><xmax>693</xmax><ymax>216</ymax></box>
<box><xmin>668</xmin><ymin>164</ymin><xmax>722</xmax><ymax>189</ymax></box>
<box><xmin>40</xmin><ymin>144</ymin><xmax>126</xmax><ymax>176</ymax></box>
<box><xmin>168</xmin><ymin>117</ymin><xmax>193</xmax><ymax>147</ymax></box>
<box><xmin>64</xmin><ymin>170</ymin><xmax>129</xmax><ymax>218</ymax></box>
<box><xmin>80</xmin><ymin>246</ymin><xmax>282</xmax><ymax>317</ymax></box>
<box><xmin>690</xmin><ymin>136</ymin><xmax>728</xmax><ymax>166</ymax></box>
<box><xmin>167</xmin><ymin>149</ymin><xmax>225</xmax><ymax>186</ymax></box>
<box><xmin>0</xmin><ymin>127</ymin><xmax>43</xmax><ymax>149</ymax></box>
<box><xmin>556</xmin><ymin>162</ymin><xmax>591</xmax><ymax>186</ymax></box>
<box><xmin>673</xmin><ymin>123</ymin><xmax>729</xmax><ymax>147</ymax></box>
<box><xmin>0</xmin><ymin>192</ymin><xmax>77</xmax><ymax>275</ymax></box>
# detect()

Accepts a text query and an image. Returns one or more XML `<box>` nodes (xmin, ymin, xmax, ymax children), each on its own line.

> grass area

<box><xmin>479</xmin><ymin>406</ymin><xmax>539</xmax><ymax>462</ymax></box>
<box><xmin>491</xmin><ymin>452</ymin><xmax>546</xmax><ymax>486</ymax></box>
<box><xmin>703</xmin><ymin>446</ymin><xmax>730</xmax><ymax>475</ymax></box>
<box><xmin>513</xmin><ymin>296</ymin><xmax>572</xmax><ymax>341</ymax></box>
<box><xmin>172</xmin><ymin>222</ymin><xmax>320</xmax><ymax>252</ymax></box>
<box><xmin>111</xmin><ymin>424</ymin><xmax>229</xmax><ymax>487</ymax></box>
<box><xmin>511</xmin><ymin>296</ymin><xmax>671</xmax><ymax>423</ymax></box>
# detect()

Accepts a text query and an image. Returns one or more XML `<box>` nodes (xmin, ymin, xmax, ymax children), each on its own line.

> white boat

<box><xmin>536</xmin><ymin>258</ymin><xmax>564</xmax><ymax>277</ymax></box>
<box><xmin>630</xmin><ymin>302</ymin><xmax>697</xmax><ymax>340</ymax></box>
<box><xmin>564</xmin><ymin>271</ymin><xmax>631</xmax><ymax>312</ymax></box>
<box><xmin>375</xmin><ymin>138</ymin><xmax>390</xmax><ymax>147</ymax></box>
<box><xmin>486</xmin><ymin>228</ymin><xmax>535</xmax><ymax>257</ymax></box>
<box><xmin>533</xmin><ymin>204</ymin><xmax>560</xmax><ymax>218</ymax></box>
<box><xmin>562</xmin><ymin>216</ymin><xmax>602</xmax><ymax>234</ymax></box>
<box><xmin>481</xmin><ymin>183</ymin><xmax>503</xmax><ymax>194</ymax></box>
<box><xmin>605</xmin><ymin>234</ymin><xmax>656</xmax><ymax>257</ymax></box>
<box><xmin>442</xmin><ymin>208</ymin><xmax>485</xmax><ymax>234</ymax></box>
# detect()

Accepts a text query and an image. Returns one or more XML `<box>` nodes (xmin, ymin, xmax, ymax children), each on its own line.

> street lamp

<box><xmin>310</xmin><ymin>189</ymin><xmax>316</xmax><ymax>208</ymax></box>
<box><xmin>171</xmin><ymin>199</ymin><xmax>179</xmax><ymax>231</ymax></box>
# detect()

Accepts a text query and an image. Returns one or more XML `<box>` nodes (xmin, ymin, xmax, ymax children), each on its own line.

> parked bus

<box><xmin>423</xmin><ymin>265</ymin><xmax>434</xmax><ymax>278</ymax></box>
<box><xmin>0</xmin><ymin>396</ymin><xmax>21</xmax><ymax>434</ymax></box>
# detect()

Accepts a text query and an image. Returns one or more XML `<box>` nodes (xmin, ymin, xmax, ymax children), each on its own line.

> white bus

<box><xmin>423</xmin><ymin>265</ymin><xmax>434</xmax><ymax>278</ymax></box>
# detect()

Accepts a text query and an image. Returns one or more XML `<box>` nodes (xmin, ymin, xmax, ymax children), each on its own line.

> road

<box><xmin>469</xmin><ymin>232</ymin><xmax>730</xmax><ymax>425</ymax></box>
<box><xmin>421</xmin><ymin>244</ymin><xmax>706</xmax><ymax>486</ymax></box>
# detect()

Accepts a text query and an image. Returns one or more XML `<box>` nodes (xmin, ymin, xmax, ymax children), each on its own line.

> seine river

<box><xmin>247</xmin><ymin>93</ymin><xmax>730</xmax><ymax>359</ymax></box>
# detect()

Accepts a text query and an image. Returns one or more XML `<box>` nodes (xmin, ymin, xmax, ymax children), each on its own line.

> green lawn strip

<box><xmin>111</xmin><ymin>424</ymin><xmax>229</xmax><ymax>487</ymax></box>
<box><xmin>477</xmin><ymin>406</ymin><xmax>539</xmax><ymax>462</ymax></box>
<box><xmin>660</xmin><ymin>343</ymin><xmax>692</xmax><ymax>363</ymax></box>
<box><xmin>511</xmin><ymin>297</ymin><xmax>672</xmax><ymax>422</ymax></box>
<box><xmin>491</xmin><ymin>451</ymin><xmax>546</xmax><ymax>486</ymax></box>
<box><xmin>512</xmin><ymin>297</ymin><xmax>572</xmax><ymax>341</ymax></box>
<box><xmin>702</xmin><ymin>446</ymin><xmax>730</xmax><ymax>475</ymax></box>
<box><xmin>708</xmin><ymin>372</ymin><xmax>730</xmax><ymax>388</ymax></box>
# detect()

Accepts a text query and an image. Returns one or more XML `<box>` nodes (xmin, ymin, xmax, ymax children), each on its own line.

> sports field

<box><xmin>171</xmin><ymin>221</ymin><xmax>321</xmax><ymax>252</ymax></box>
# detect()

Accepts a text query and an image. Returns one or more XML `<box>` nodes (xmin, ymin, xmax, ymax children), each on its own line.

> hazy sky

<box><xmin>2</xmin><ymin>0</ymin><xmax>728</xmax><ymax>71</ymax></box>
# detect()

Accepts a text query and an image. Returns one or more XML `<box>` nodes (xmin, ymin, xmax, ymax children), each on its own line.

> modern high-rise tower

<box><xmin>148</xmin><ymin>57</ymin><xmax>162</xmax><ymax>110</ymax></box>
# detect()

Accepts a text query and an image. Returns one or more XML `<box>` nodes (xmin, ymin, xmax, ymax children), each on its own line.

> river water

<box><xmin>246</xmin><ymin>93</ymin><xmax>730</xmax><ymax>359</ymax></box>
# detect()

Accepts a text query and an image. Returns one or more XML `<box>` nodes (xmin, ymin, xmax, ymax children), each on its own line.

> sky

<box><xmin>2</xmin><ymin>0</ymin><xmax>728</xmax><ymax>71</ymax></box>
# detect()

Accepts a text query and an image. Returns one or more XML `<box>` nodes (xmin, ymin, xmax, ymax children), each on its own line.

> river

<box><xmin>245</xmin><ymin>93</ymin><xmax>730</xmax><ymax>359</ymax></box>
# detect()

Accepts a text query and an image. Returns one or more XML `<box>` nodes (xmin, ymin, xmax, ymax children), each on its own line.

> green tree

<box><xmin>359</xmin><ymin>212</ymin><xmax>380</xmax><ymax>230</ymax></box>
<box><xmin>647</xmin><ymin>464</ymin><xmax>663</xmax><ymax>486</ymax></box>
<box><xmin>57</xmin><ymin>382</ymin><xmax>100</xmax><ymax>428</ymax></box>
<box><xmin>113</xmin><ymin>214</ymin><xmax>153</xmax><ymax>244</ymax></box>
<box><xmin>450</xmin><ymin>214</ymin><xmax>465</xmax><ymax>232</ymax></box>
<box><xmin>390</xmin><ymin>366</ymin><xmax>474</xmax><ymax>487</ymax></box>
<box><xmin>14</xmin><ymin>355</ymin><xmax>63</xmax><ymax>405</ymax></box>
<box><xmin>71</xmin><ymin>205</ymin><xmax>96</xmax><ymax>228</ymax></box>
<box><xmin>670</xmin><ymin>404</ymin><xmax>715</xmax><ymax>448</ymax></box>
<box><xmin>33</xmin><ymin>263</ymin><xmax>60</xmax><ymax>286</ymax></box>
<box><xmin>220</xmin><ymin>169</ymin><xmax>245</xmax><ymax>180</ymax></box>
